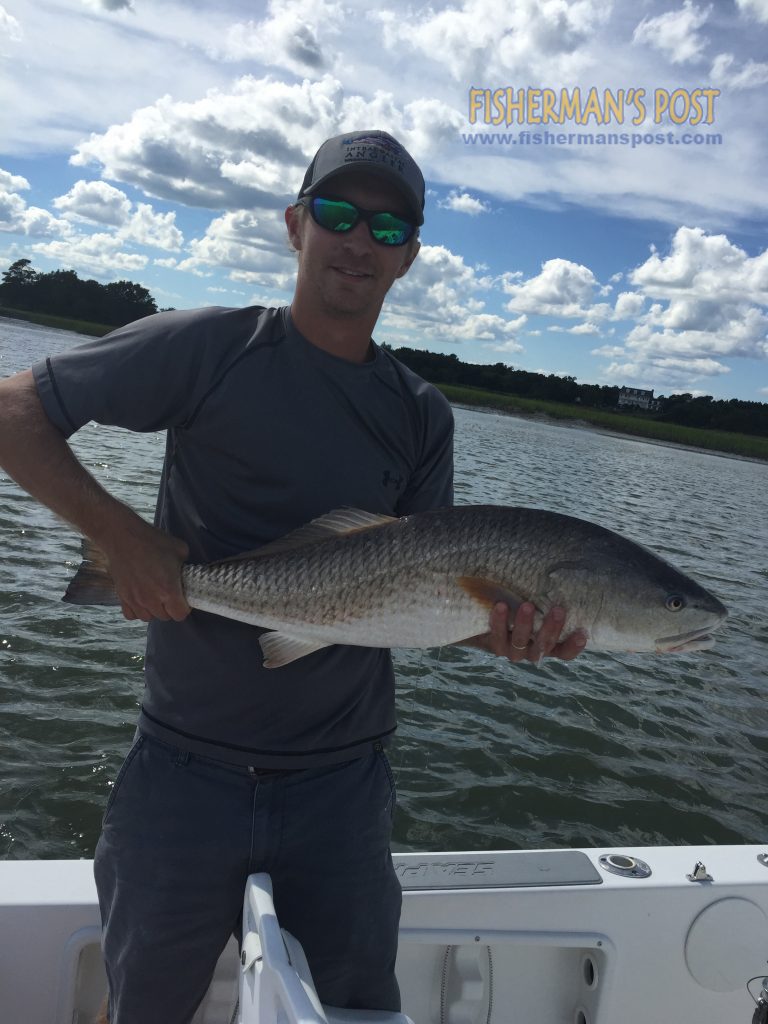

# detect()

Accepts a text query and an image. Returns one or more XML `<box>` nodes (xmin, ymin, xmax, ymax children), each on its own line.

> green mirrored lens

<box><xmin>313</xmin><ymin>199</ymin><xmax>357</xmax><ymax>232</ymax></box>
<box><xmin>370</xmin><ymin>214</ymin><xmax>411</xmax><ymax>245</ymax></box>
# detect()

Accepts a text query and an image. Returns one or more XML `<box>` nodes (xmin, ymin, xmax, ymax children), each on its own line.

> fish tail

<box><xmin>63</xmin><ymin>539</ymin><xmax>121</xmax><ymax>606</ymax></box>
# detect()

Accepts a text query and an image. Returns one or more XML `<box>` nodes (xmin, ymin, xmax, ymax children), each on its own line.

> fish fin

<box><xmin>214</xmin><ymin>508</ymin><xmax>399</xmax><ymax>564</ymax></box>
<box><xmin>63</xmin><ymin>539</ymin><xmax>121</xmax><ymax>606</ymax></box>
<box><xmin>259</xmin><ymin>631</ymin><xmax>333</xmax><ymax>669</ymax></box>
<box><xmin>457</xmin><ymin>577</ymin><xmax>530</xmax><ymax>614</ymax></box>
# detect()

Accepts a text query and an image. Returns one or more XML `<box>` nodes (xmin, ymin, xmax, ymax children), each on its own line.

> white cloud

<box><xmin>567</xmin><ymin>321</ymin><xmax>600</xmax><ymax>335</ymax></box>
<box><xmin>605</xmin><ymin>355</ymin><xmax>729</xmax><ymax>380</ymax></box>
<box><xmin>711</xmin><ymin>52</ymin><xmax>768</xmax><ymax>90</ymax></box>
<box><xmin>178</xmin><ymin>209</ymin><xmax>295</xmax><ymax>289</ymax></box>
<box><xmin>592</xmin><ymin>344</ymin><xmax>627</xmax><ymax>358</ymax></box>
<box><xmin>0</xmin><ymin>167</ymin><xmax>29</xmax><ymax>192</ymax></box>
<box><xmin>601</xmin><ymin>362</ymin><xmax>725</xmax><ymax>402</ymax></box>
<box><xmin>0</xmin><ymin>5</ymin><xmax>22</xmax><ymax>44</ymax></box>
<box><xmin>735</xmin><ymin>0</ymin><xmax>768</xmax><ymax>24</ymax></box>
<box><xmin>52</xmin><ymin>181</ymin><xmax>183</xmax><ymax>252</ymax></box>
<box><xmin>630</xmin><ymin>227</ymin><xmax>768</xmax><ymax>308</ymax></box>
<box><xmin>0</xmin><ymin>1</ymin><xmax>242</xmax><ymax>156</ymax></box>
<box><xmin>122</xmin><ymin>203</ymin><xmax>183</xmax><ymax>251</ymax></box>
<box><xmin>32</xmin><ymin>232</ymin><xmax>148</xmax><ymax>276</ymax></box>
<box><xmin>212</xmin><ymin>0</ymin><xmax>343</xmax><ymax>75</ymax></box>
<box><xmin>0</xmin><ymin>172</ymin><xmax>70</xmax><ymax>238</ymax></box>
<box><xmin>81</xmin><ymin>0</ymin><xmax>134</xmax><ymax>10</ymax></box>
<box><xmin>383</xmin><ymin>243</ymin><xmax>526</xmax><ymax>349</ymax></box>
<box><xmin>503</xmin><ymin>258</ymin><xmax>609</xmax><ymax>319</ymax></box>
<box><xmin>634</xmin><ymin>2</ymin><xmax>712</xmax><ymax>65</ymax></box>
<box><xmin>593</xmin><ymin>226</ymin><xmax>768</xmax><ymax>392</ymax></box>
<box><xmin>438</xmin><ymin>190</ymin><xmax>490</xmax><ymax>216</ymax></box>
<box><xmin>378</xmin><ymin>0</ymin><xmax>608</xmax><ymax>83</ymax></box>
<box><xmin>53</xmin><ymin>180</ymin><xmax>132</xmax><ymax>226</ymax></box>
<box><xmin>613</xmin><ymin>291</ymin><xmax>645</xmax><ymax>320</ymax></box>
<box><xmin>71</xmin><ymin>75</ymin><xmax>346</xmax><ymax>209</ymax></box>
<box><xmin>632</xmin><ymin>2</ymin><xmax>711</xmax><ymax>65</ymax></box>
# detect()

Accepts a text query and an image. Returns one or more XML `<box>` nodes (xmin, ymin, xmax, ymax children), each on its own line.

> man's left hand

<box><xmin>462</xmin><ymin>602</ymin><xmax>587</xmax><ymax>664</ymax></box>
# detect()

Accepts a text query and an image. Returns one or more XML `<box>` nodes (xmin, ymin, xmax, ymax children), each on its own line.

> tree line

<box><xmin>390</xmin><ymin>346</ymin><xmax>768</xmax><ymax>438</ymax></box>
<box><xmin>0</xmin><ymin>258</ymin><xmax>158</xmax><ymax>327</ymax></box>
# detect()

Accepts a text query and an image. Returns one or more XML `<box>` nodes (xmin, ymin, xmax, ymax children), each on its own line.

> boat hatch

<box><xmin>394</xmin><ymin>850</ymin><xmax>602</xmax><ymax>889</ymax></box>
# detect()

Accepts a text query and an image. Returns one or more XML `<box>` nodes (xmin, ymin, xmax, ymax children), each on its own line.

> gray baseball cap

<box><xmin>298</xmin><ymin>130</ymin><xmax>425</xmax><ymax>225</ymax></box>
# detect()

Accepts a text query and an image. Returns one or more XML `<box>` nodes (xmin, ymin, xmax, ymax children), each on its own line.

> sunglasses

<box><xmin>296</xmin><ymin>196</ymin><xmax>416</xmax><ymax>247</ymax></box>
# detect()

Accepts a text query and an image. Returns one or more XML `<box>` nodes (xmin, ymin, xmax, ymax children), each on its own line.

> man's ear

<box><xmin>395</xmin><ymin>238</ymin><xmax>420</xmax><ymax>280</ymax></box>
<box><xmin>285</xmin><ymin>205</ymin><xmax>303</xmax><ymax>252</ymax></box>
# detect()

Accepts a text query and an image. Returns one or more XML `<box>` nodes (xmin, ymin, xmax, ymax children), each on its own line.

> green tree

<box><xmin>0</xmin><ymin>258</ymin><xmax>39</xmax><ymax>307</ymax></box>
<box><xmin>0</xmin><ymin>258</ymin><xmax>159</xmax><ymax>327</ymax></box>
<box><xmin>103</xmin><ymin>280</ymin><xmax>157</xmax><ymax>325</ymax></box>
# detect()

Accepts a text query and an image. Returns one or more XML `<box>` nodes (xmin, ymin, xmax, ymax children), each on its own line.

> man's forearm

<box><xmin>0</xmin><ymin>370</ymin><xmax>190</xmax><ymax>621</ymax></box>
<box><xmin>0</xmin><ymin>369</ymin><xmax>144</xmax><ymax>547</ymax></box>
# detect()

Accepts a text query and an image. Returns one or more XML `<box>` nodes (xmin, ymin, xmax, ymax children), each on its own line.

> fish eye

<box><xmin>665</xmin><ymin>594</ymin><xmax>686</xmax><ymax>612</ymax></box>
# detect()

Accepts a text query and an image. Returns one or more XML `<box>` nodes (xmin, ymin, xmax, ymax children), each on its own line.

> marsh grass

<box><xmin>0</xmin><ymin>307</ymin><xmax>112</xmax><ymax>337</ymax></box>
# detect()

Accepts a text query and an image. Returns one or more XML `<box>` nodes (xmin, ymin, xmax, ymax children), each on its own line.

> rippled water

<box><xmin>1</xmin><ymin>317</ymin><xmax>767</xmax><ymax>859</ymax></box>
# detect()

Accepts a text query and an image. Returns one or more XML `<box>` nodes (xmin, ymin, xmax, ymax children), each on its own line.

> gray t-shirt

<box><xmin>33</xmin><ymin>305</ymin><xmax>454</xmax><ymax>767</ymax></box>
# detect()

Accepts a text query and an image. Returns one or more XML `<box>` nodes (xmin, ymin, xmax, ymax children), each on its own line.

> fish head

<box><xmin>545</xmin><ymin>545</ymin><xmax>728</xmax><ymax>654</ymax></box>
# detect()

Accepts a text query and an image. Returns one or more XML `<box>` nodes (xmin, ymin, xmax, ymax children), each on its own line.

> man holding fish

<box><xmin>0</xmin><ymin>131</ymin><xmax>599</xmax><ymax>1023</ymax></box>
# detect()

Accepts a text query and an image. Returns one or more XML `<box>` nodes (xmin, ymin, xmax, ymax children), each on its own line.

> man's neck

<box><xmin>289</xmin><ymin>298</ymin><xmax>376</xmax><ymax>364</ymax></box>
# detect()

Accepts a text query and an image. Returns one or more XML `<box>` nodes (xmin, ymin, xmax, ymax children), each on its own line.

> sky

<box><xmin>1</xmin><ymin>0</ymin><xmax>767</xmax><ymax>402</ymax></box>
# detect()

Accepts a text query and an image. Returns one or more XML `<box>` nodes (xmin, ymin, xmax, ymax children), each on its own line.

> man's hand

<box><xmin>462</xmin><ymin>602</ymin><xmax>587</xmax><ymax>664</ymax></box>
<box><xmin>101</xmin><ymin>521</ymin><xmax>191</xmax><ymax>623</ymax></box>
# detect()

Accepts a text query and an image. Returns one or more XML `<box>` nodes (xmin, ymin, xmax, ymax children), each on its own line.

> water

<box><xmin>1</xmin><ymin>317</ymin><xmax>767</xmax><ymax>860</ymax></box>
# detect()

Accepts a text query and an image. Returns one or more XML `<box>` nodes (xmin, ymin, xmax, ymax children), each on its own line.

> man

<box><xmin>0</xmin><ymin>130</ymin><xmax>584</xmax><ymax>1023</ymax></box>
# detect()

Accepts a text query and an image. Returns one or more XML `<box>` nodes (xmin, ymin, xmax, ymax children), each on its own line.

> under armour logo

<box><xmin>382</xmin><ymin>470</ymin><xmax>403</xmax><ymax>491</ymax></box>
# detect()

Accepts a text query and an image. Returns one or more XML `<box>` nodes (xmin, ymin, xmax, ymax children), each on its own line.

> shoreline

<box><xmin>451</xmin><ymin>402</ymin><xmax>768</xmax><ymax>466</ymax></box>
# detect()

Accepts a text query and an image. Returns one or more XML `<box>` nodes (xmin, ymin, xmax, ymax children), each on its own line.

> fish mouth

<box><xmin>655</xmin><ymin>626</ymin><xmax>718</xmax><ymax>653</ymax></box>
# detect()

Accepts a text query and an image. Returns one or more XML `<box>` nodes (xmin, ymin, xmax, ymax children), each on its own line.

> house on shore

<box><xmin>617</xmin><ymin>386</ymin><xmax>658</xmax><ymax>411</ymax></box>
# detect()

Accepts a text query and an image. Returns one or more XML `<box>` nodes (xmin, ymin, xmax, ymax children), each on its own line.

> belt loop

<box><xmin>373</xmin><ymin>741</ymin><xmax>383</xmax><ymax>753</ymax></box>
<box><xmin>174</xmin><ymin>749</ymin><xmax>190</xmax><ymax>767</ymax></box>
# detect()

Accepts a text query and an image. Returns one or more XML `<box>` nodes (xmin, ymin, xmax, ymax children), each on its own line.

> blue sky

<box><xmin>1</xmin><ymin>0</ymin><xmax>767</xmax><ymax>401</ymax></box>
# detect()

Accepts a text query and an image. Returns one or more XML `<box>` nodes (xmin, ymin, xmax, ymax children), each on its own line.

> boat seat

<box><xmin>239</xmin><ymin>873</ymin><xmax>414</xmax><ymax>1024</ymax></box>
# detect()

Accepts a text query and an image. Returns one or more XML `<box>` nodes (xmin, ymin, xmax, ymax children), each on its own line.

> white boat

<box><xmin>2</xmin><ymin>844</ymin><xmax>768</xmax><ymax>1023</ymax></box>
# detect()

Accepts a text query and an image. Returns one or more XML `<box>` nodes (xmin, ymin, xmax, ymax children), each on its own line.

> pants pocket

<box><xmin>102</xmin><ymin>735</ymin><xmax>145</xmax><ymax>826</ymax></box>
<box><xmin>376</xmin><ymin>746</ymin><xmax>397</xmax><ymax>821</ymax></box>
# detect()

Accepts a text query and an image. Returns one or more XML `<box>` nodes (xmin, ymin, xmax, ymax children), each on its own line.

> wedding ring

<box><xmin>511</xmin><ymin>640</ymin><xmax>529</xmax><ymax>651</ymax></box>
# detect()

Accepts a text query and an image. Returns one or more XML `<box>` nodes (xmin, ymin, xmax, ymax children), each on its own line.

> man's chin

<box><xmin>322</xmin><ymin>284</ymin><xmax>382</xmax><ymax>318</ymax></box>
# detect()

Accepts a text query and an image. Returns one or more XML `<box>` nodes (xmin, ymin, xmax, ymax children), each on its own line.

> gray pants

<box><xmin>94</xmin><ymin>733</ymin><xmax>402</xmax><ymax>1024</ymax></box>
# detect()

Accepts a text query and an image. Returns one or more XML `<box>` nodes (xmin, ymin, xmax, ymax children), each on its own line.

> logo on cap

<box><xmin>342</xmin><ymin>136</ymin><xmax>406</xmax><ymax>172</ymax></box>
<box><xmin>343</xmin><ymin>133</ymin><xmax>405</xmax><ymax>156</ymax></box>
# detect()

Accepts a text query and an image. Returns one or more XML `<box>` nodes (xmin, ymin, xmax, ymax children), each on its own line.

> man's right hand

<box><xmin>101</xmin><ymin>522</ymin><xmax>191</xmax><ymax>623</ymax></box>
